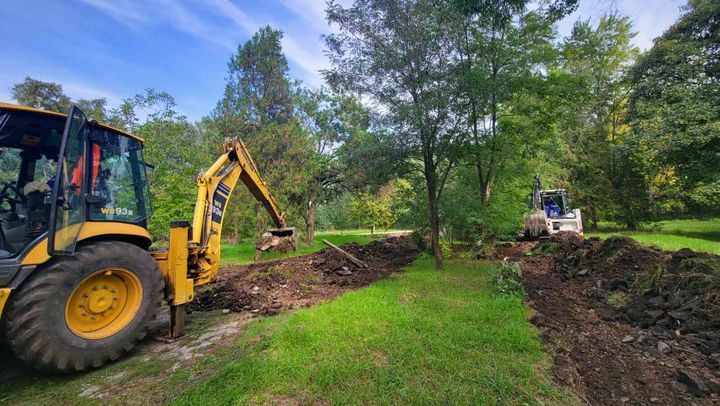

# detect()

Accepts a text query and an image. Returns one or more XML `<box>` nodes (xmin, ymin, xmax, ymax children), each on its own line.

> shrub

<box><xmin>493</xmin><ymin>262</ymin><xmax>524</xmax><ymax>297</ymax></box>
<box><xmin>473</xmin><ymin>236</ymin><xmax>492</xmax><ymax>259</ymax></box>
<box><xmin>607</xmin><ymin>291</ymin><xmax>629</xmax><ymax>310</ymax></box>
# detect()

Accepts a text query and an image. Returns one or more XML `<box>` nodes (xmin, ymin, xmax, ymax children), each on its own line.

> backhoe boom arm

<box><xmin>153</xmin><ymin>137</ymin><xmax>292</xmax><ymax>338</ymax></box>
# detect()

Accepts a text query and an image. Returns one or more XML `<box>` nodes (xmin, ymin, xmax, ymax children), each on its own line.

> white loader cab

<box><xmin>523</xmin><ymin>175</ymin><xmax>583</xmax><ymax>239</ymax></box>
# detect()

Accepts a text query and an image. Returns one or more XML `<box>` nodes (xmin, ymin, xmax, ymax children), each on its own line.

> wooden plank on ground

<box><xmin>322</xmin><ymin>239</ymin><xmax>368</xmax><ymax>268</ymax></box>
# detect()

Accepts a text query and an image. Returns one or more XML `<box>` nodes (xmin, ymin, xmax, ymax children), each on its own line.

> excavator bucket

<box><xmin>254</xmin><ymin>227</ymin><xmax>297</xmax><ymax>260</ymax></box>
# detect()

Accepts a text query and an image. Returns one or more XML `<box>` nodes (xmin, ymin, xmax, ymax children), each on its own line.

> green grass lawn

<box><xmin>587</xmin><ymin>218</ymin><xmax>720</xmax><ymax>255</ymax></box>
<box><xmin>174</xmin><ymin>256</ymin><xmax>573</xmax><ymax>405</ymax></box>
<box><xmin>220</xmin><ymin>229</ymin><xmax>396</xmax><ymax>265</ymax></box>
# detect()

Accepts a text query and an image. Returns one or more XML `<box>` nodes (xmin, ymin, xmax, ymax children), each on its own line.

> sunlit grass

<box><xmin>588</xmin><ymin>218</ymin><xmax>720</xmax><ymax>255</ymax></box>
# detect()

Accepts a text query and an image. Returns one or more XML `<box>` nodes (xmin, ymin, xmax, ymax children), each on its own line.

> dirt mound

<box><xmin>508</xmin><ymin>235</ymin><xmax>720</xmax><ymax>404</ymax></box>
<box><xmin>546</xmin><ymin>230</ymin><xmax>586</xmax><ymax>253</ymax></box>
<box><xmin>553</xmin><ymin>237</ymin><xmax>720</xmax><ymax>341</ymax></box>
<box><xmin>190</xmin><ymin>237</ymin><xmax>419</xmax><ymax>316</ymax></box>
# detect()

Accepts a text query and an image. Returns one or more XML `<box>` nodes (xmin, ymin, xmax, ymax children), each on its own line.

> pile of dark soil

<box><xmin>189</xmin><ymin>237</ymin><xmax>419</xmax><ymax>316</ymax></box>
<box><xmin>499</xmin><ymin>233</ymin><xmax>720</xmax><ymax>404</ymax></box>
<box><xmin>552</xmin><ymin>236</ymin><xmax>720</xmax><ymax>346</ymax></box>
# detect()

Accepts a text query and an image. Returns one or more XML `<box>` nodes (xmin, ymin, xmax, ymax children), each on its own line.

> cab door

<box><xmin>48</xmin><ymin>107</ymin><xmax>88</xmax><ymax>254</ymax></box>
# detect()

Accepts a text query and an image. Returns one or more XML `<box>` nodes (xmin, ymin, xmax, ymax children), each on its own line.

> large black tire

<box><xmin>3</xmin><ymin>241</ymin><xmax>163</xmax><ymax>372</ymax></box>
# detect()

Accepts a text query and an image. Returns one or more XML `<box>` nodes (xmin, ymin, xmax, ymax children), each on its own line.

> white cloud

<box><xmin>78</xmin><ymin>0</ymin><xmax>149</xmax><ymax>25</ymax></box>
<box><xmin>201</xmin><ymin>0</ymin><xmax>259</xmax><ymax>34</ymax></box>
<box><xmin>160</xmin><ymin>0</ymin><xmax>236</xmax><ymax>51</ymax></box>
<box><xmin>280</xmin><ymin>0</ymin><xmax>327</xmax><ymax>26</ymax></box>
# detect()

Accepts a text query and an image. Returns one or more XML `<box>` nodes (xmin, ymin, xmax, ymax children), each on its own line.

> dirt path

<box><xmin>0</xmin><ymin>236</ymin><xmax>419</xmax><ymax>405</ymax></box>
<box><xmin>495</xmin><ymin>234</ymin><xmax>720</xmax><ymax>405</ymax></box>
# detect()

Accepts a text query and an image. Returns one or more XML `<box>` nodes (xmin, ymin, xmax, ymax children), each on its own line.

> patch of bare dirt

<box><xmin>498</xmin><ymin>232</ymin><xmax>720</xmax><ymax>405</ymax></box>
<box><xmin>189</xmin><ymin>236</ymin><xmax>419</xmax><ymax>316</ymax></box>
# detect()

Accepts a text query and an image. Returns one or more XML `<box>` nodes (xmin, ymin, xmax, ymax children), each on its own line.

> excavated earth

<box><xmin>189</xmin><ymin>236</ymin><xmax>419</xmax><ymax>316</ymax></box>
<box><xmin>495</xmin><ymin>232</ymin><xmax>720</xmax><ymax>405</ymax></box>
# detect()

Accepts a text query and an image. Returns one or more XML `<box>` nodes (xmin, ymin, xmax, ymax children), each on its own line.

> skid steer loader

<box><xmin>0</xmin><ymin>103</ymin><xmax>296</xmax><ymax>371</ymax></box>
<box><xmin>523</xmin><ymin>175</ymin><xmax>583</xmax><ymax>239</ymax></box>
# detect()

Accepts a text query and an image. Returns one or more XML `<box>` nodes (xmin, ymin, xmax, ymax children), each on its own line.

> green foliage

<box><xmin>558</xmin><ymin>14</ymin><xmax>646</xmax><ymax>229</ymax></box>
<box><xmin>473</xmin><ymin>237</ymin><xmax>491</xmax><ymax>259</ymax></box>
<box><xmin>349</xmin><ymin>190</ymin><xmax>395</xmax><ymax>232</ymax></box>
<box><xmin>410</xmin><ymin>228</ymin><xmax>430</xmax><ymax>252</ymax></box>
<box><xmin>326</xmin><ymin>0</ymin><xmax>471</xmax><ymax>268</ymax></box>
<box><xmin>10</xmin><ymin>77</ymin><xmax>72</xmax><ymax>113</ymax></box>
<box><xmin>439</xmin><ymin>238</ymin><xmax>453</xmax><ymax>260</ymax></box>
<box><xmin>627</xmin><ymin>0</ymin><xmax>720</xmax><ymax>216</ymax></box>
<box><xmin>493</xmin><ymin>262</ymin><xmax>525</xmax><ymax>297</ymax></box>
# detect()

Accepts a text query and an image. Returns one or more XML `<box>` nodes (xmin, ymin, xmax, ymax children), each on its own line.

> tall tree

<box><xmin>560</xmin><ymin>14</ymin><xmax>641</xmax><ymax>229</ymax></box>
<box><xmin>215</xmin><ymin>26</ymin><xmax>313</xmax><ymax>240</ymax></box>
<box><xmin>216</xmin><ymin>26</ymin><xmax>294</xmax><ymax>129</ymax></box>
<box><xmin>294</xmin><ymin>89</ymin><xmax>369</xmax><ymax>243</ymax></box>
<box><xmin>10</xmin><ymin>77</ymin><xmax>72</xmax><ymax>112</ymax></box>
<box><xmin>628</xmin><ymin>0</ymin><xmax>720</xmax><ymax>214</ymax></box>
<box><xmin>325</xmin><ymin>0</ymin><xmax>465</xmax><ymax>269</ymax></box>
<box><xmin>451</xmin><ymin>0</ymin><xmax>573</xmax><ymax>204</ymax></box>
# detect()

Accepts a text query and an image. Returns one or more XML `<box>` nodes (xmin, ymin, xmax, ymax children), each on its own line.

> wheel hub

<box><xmin>65</xmin><ymin>268</ymin><xmax>143</xmax><ymax>340</ymax></box>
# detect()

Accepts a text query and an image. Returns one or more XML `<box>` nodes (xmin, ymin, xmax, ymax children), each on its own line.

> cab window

<box><xmin>88</xmin><ymin>128</ymin><xmax>152</xmax><ymax>223</ymax></box>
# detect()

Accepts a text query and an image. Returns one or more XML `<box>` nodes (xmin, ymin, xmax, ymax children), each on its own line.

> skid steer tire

<box><xmin>3</xmin><ymin>241</ymin><xmax>163</xmax><ymax>372</ymax></box>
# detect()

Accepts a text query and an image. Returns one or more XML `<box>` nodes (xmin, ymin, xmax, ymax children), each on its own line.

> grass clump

<box><xmin>633</xmin><ymin>263</ymin><xmax>666</xmax><ymax>295</ymax></box>
<box><xmin>493</xmin><ymin>261</ymin><xmax>524</xmax><ymax>297</ymax></box>
<box><xmin>526</xmin><ymin>242</ymin><xmax>560</xmax><ymax>257</ymax></box>
<box><xmin>607</xmin><ymin>291</ymin><xmax>629</xmax><ymax>310</ymax></box>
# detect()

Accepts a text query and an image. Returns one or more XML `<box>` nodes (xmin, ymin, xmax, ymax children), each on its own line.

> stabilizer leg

<box><xmin>170</xmin><ymin>304</ymin><xmax>186</xmax><ymax>338</ymax></box>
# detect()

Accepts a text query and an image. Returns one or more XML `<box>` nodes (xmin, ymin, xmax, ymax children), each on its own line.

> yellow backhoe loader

<box><xmin>0</xmin><ymin>103</ymin><xmax>296</xmax><ymax>371</ymax></box>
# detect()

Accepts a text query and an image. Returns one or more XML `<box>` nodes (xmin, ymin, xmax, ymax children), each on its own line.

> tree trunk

<box><xmin>425</xmin><ymin>163</ymin><xmax>443</xmax><ymax>270</ymax></box>
<box><xmin>476</xmin><ymin>164</ymin><xmax>492</xmax><ymax>205</ymax></box>
<box><xmin>305</xmin><ymin>201</ymin><xmax>316</xmax><ymax>245</ymax></box>
<box><xmin>371</xmin><ymin>225</ymin><xmax>375</xmax><ymax>236</ymax></box>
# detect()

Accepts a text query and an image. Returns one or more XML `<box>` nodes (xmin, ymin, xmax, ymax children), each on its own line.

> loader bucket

<box><xmin>254</xmin><ymin>227</ymin><xmax>298</xmax><ymax>261</ymax></box>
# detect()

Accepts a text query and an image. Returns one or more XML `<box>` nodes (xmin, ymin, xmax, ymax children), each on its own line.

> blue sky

<box><xmin>0</xmin><ymin>0</ymin><xmax>684</xmax><ymax>121</ymax></box>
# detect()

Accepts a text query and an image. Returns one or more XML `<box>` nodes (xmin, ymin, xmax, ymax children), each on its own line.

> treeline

<box><xmin>8</xmin><ymin>0</ymin><xmax>719</xmax><ymax>269</ymax></box>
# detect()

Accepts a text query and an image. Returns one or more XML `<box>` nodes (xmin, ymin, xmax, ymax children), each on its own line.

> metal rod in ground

<box><xmin>322</xmin><ymin>239</ymin><xmax>368</xmax><ymax>268</ymax></box>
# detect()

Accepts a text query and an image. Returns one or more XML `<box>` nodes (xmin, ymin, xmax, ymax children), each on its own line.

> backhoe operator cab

<box><xmin>0</xmin><ymin>104</ymin><xmax>152</xmax><ymax>262</ymax></box>
<box><xmin>0</xmin><ymin>103</ymin><xmax>152</xmax><ymax>260</ymax></box>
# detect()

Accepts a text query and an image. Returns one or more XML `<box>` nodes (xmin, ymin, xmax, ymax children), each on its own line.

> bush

<box><xmin>493</xmin><ymin>262</ymin><xmax>524</xmax><ymax>297</ymax></box>
<box><xmin>472</xmin><ymin>236</ymin><xmax>494</xmax><ymax>259</ymax></box>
